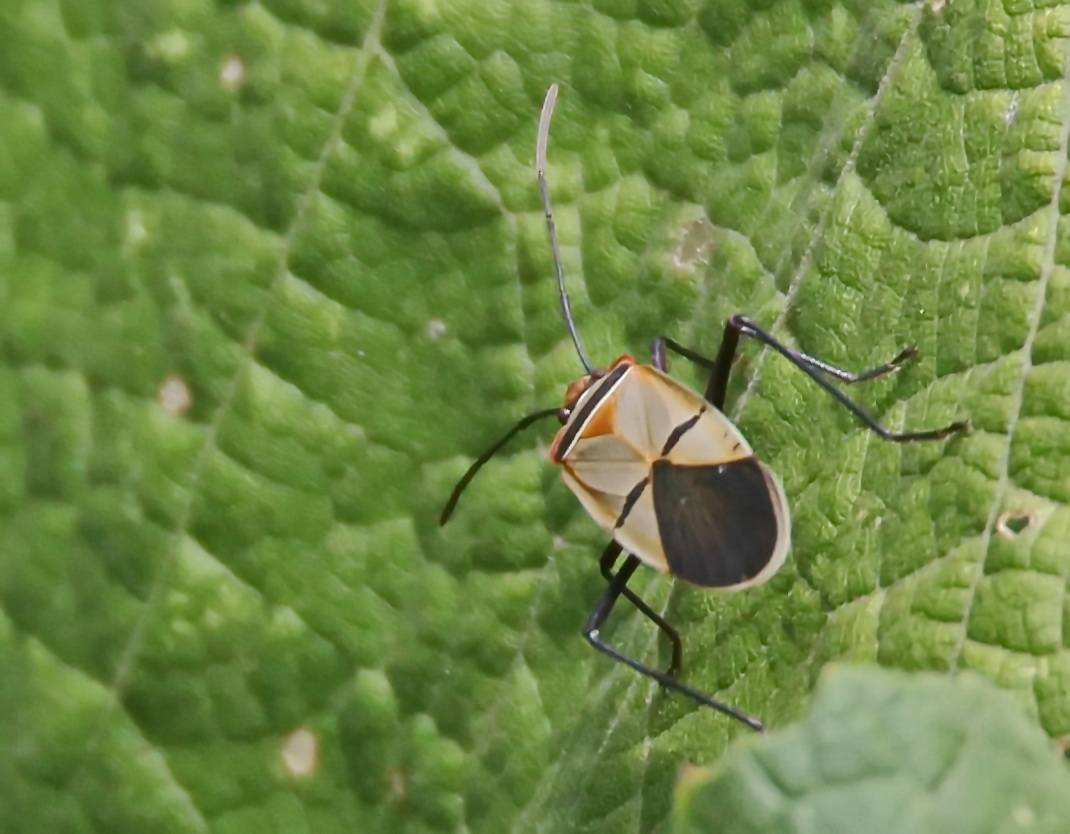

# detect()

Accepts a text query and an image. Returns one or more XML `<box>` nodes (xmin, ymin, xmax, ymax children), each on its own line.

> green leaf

<box><xmin>672</xmin><ymin>666</ymin><xmax>1070</xmax><ymax>834</ymax></box>
<box><xmin>1</xmin><ymin>0</ymin><xmax>1068</xmax><ymax>832</ymax></box>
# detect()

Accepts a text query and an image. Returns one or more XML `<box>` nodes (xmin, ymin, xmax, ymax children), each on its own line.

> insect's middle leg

<box><xmin>599</xmin><ymin>541</ymin><xmax>682</xmax><ymax>677</ymax></box>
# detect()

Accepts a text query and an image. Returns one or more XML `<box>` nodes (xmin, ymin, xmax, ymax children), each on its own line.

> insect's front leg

<box><xmin>723</xmin><ymin>316</ymin><xmax>969</xmax><ymax>442</ymax></box>
<box><xmin>654</xmin><ymin>318</ymin><xmax>969</xmax><ymax>443</ymax></box>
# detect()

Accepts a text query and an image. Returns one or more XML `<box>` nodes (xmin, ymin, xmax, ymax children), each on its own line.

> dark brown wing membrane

<box><xmin>651</xmin><ymin>458</ymin><xmax>782</xmax><ymax>588</ymax></box>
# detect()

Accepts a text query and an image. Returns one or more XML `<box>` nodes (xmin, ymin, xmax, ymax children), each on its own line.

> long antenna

<box><xmin>536</xmin><ymin>84</ymin><xmax>593</xmax><ymax>374</ymax></box>
<box><xmin>440</xmin><ymin>407</ymin><xmax>561</xmax><ymax>525</ymax></box>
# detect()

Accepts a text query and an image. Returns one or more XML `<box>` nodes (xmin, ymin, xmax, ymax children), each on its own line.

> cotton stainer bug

<box><xmin>440</xmin><ymin>84</ymin><xmax>970</xmax><ymax>732</ymax></box>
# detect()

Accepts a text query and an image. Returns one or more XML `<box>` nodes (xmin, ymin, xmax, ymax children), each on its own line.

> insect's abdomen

<box><xmin>651</xmin><ymin>457</ymin><xmax>790</xmax><ymax>589</ymax></box>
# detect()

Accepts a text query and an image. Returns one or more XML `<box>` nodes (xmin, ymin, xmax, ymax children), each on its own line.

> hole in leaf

<box><xmin>996</xmin><ymin>510</ymin><xmax>1035</xmax><ymax>539</ymax></box>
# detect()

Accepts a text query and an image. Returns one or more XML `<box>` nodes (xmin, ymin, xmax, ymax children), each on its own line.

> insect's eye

<box><xmin>557</xmin><ymin>407</ymin><xmax>571</xmax><ymax>424</ymax></box>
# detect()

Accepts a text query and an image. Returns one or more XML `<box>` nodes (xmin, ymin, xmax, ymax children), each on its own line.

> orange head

<box><xmin>556</xmin><ymin>355</ymin><xmax>636</xmax><ymax>424</ymax></box>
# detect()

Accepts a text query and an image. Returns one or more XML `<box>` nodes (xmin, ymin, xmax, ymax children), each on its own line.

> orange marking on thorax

<box><xmin>578</xmin><ymin>356</ymin><xmax>635</xmax><ymax>439</ymax></box>
<box><xmin>577</xmin><ymin>393</ymin><xmax>618</xmax><ymax>440</ymax></box>
<box><xmin>549</xmin><ymin>355</ymin><xmax>638</xmax><ymax>463</ymax></box>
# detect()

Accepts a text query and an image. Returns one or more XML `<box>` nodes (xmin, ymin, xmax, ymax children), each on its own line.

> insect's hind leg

<box><xmin>584</xmin><ymin>554</ymin><xmax>764</xmax><ymax>732</ymax></box>
<box><xmin>599</xmin><ymin>541</ymin><xmax>682</xmax><ymax>677</ymax></box>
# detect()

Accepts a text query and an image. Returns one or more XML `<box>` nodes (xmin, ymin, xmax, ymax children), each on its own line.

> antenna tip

<box><xmin>537</xmin><ymin>83</ymin><xmax>561</xmax><ymax>173</ymax></box>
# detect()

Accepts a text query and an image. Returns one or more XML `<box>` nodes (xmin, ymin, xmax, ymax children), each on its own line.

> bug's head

<box><xmin>556</xmin><ymin>355</ymin><xmax>636</xmax><ymax>423</ymax></box>
<box><xmin>558</xmin><ymin>369</ymin><xmax>605</xmax><ymax>423</ymax></box>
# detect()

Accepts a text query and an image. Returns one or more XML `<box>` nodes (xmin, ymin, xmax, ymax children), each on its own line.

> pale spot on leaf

<box><xmin>671</xmin><ymin>216</ymin><xmax>716</xmax><ymax>272</ymax></box>
<box><xmin>220</xmin><ymin>56</ymin><xmax>245</xmax><ymax>92</ymax></box>
<box><xmin>123</xmin><ymin>209</ymin><xmax>148</xmax><ymax>254</ymax></box>
<box><xmin>158</xmin><ymin>374</ymin><xmax>192</xmax><ymax>416</ymax></box>
<box><xmin>150</xmin><ymin>30</ymin><xmax>191</xmax><ymax>63</ymax></box>
<box><xmin>425</xmin><ymin>318</ymin><xmax>447</xmax><ymax>340</ymax></box>
<box><xmin>388</xmin><ymin>767</ymin><xmax>406</xmax><ymax>802</ymax></box>
<box><xmin>282</xmin><ymin>728</ymin><xmax>319</xmax><ymax>779</ymax></box>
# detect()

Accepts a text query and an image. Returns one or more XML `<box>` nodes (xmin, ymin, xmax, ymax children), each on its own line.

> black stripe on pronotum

<box><xmin>440</xmin><ymin>84</ymin><xmax>970</xmax><ymax>732</ymax></box>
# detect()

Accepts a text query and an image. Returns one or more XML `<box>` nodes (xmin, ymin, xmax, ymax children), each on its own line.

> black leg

<box><xmin>662</xmin><ymin>333</ymin><xmax>920</xmax><ymax>388</ymax></box>
<box><xmin>793</xmin><ymin>345</ymin><xmax>920</xmax><ymax>385</ymax></box>
<box><xmin>584</xmin><ymin>553</ymin><xmax>765</xmax><ymax>732</ymax></box>
<box><xmin>599</xmin><ymin>541</ymin><xmax>682</xmax><ymax>677</ymax></box>
<box><xmin>652</xmin><ymin>332</ymin><xmax>736</xmax><ymax>409</ymax></box>
<box><xmin>650</xmin><ymin>339</ymin><xmax>712</xmax><ymax>457</ymax></box>
<box><xmin>651</xmin><ymin>337</ymin><xmax>669</xmax><ymax>372</ymax></box>
<box><xmin>658</xmin><ymin>317</ymin><xmax>970</xmax><ymax>442</ymax></box>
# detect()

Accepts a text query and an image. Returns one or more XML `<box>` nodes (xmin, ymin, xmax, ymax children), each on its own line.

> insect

<box><xmin>440</xmin><ymin>84</ymin><xmax>969</xmax><ymax>732</ymax></box>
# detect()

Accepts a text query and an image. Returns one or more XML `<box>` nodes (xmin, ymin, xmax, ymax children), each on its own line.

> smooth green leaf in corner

<box><xmin>0</xmin><ymin>0</ymin><xmax>1068</xmax><ymax>832</ymax></box>
<box><xmin>672</xmin><ymin>666</ymin><xmax>1070</xmax><ymax>834</ymax></box>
